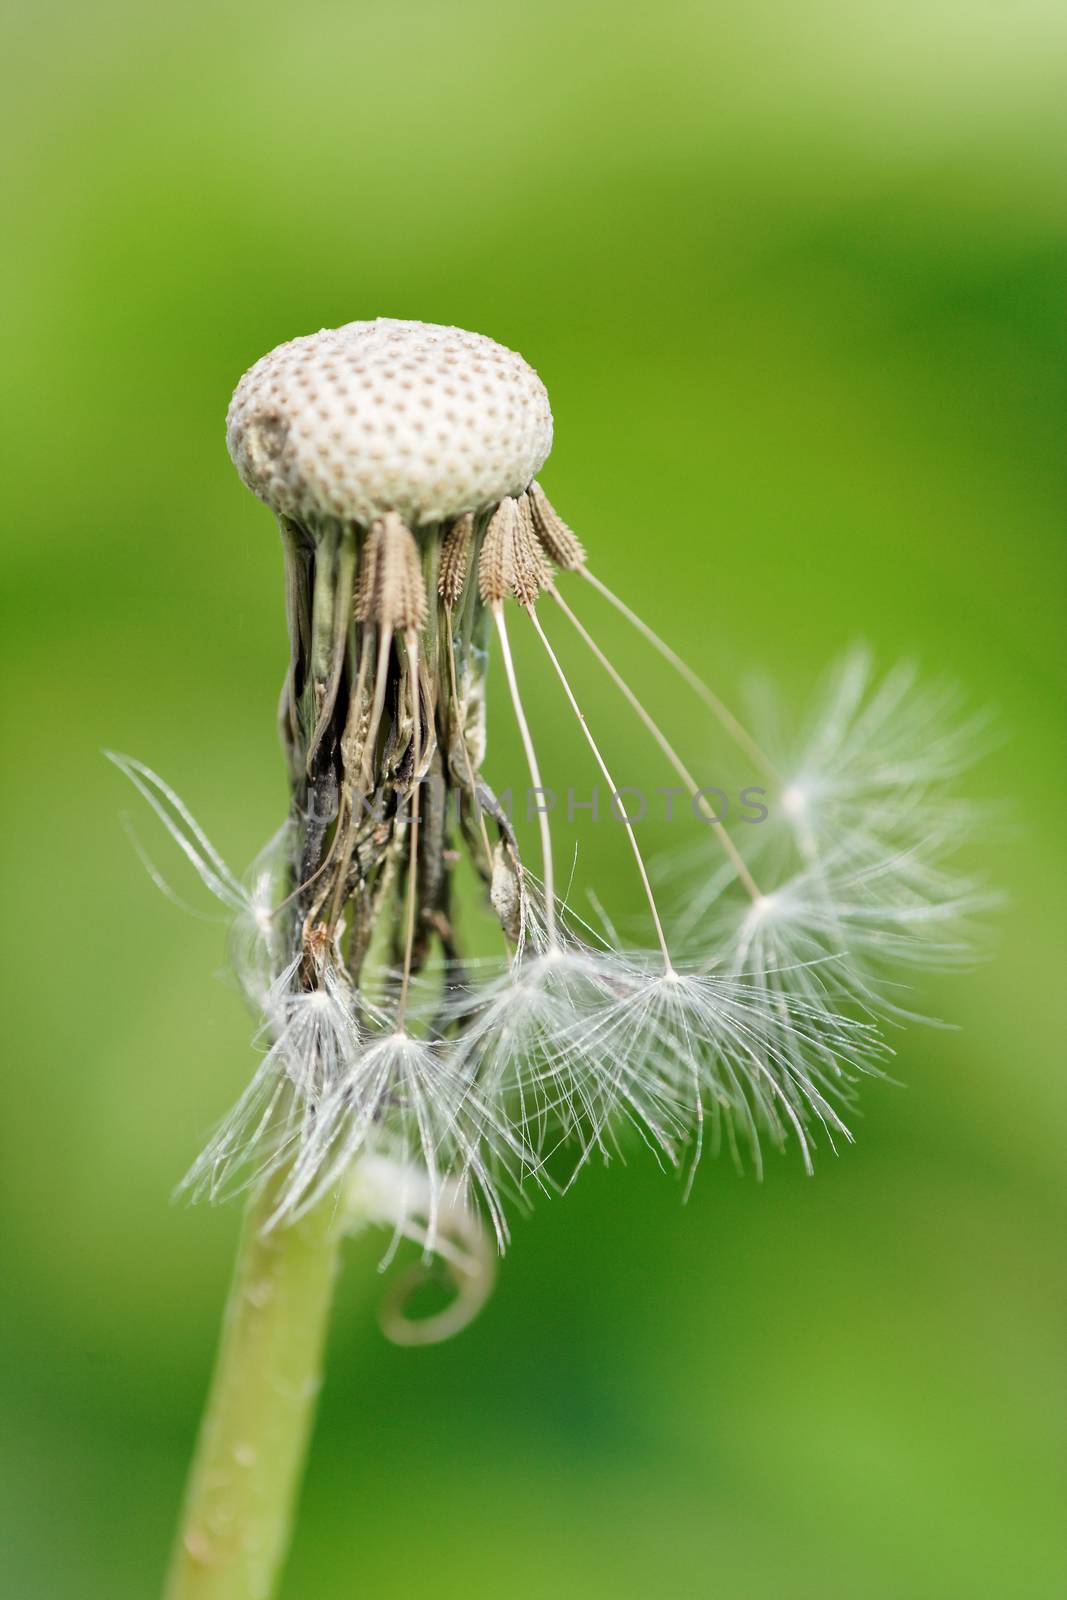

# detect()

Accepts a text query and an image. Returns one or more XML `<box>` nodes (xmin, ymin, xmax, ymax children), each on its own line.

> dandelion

<box><xmin>117</xmin><ymin>318</ymin><xmax>985</xmax><ymax>1600</ymax></box>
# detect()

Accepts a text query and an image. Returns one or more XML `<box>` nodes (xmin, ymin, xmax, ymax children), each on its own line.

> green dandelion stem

<box><xmin>163</xmin><ymin>1173</ymin><xmax>342</xmax><ymax>1600</ymax></box>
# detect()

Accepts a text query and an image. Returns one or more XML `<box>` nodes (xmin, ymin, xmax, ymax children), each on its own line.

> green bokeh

<box><xmin>4</xmin><ymin>3</ymin><xmax>1065</xmax><ymax>1596</ymax></box>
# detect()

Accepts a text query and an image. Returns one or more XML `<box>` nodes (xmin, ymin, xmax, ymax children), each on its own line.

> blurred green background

<box><xmin>3</xmin><ymin>2</ymin><xmax>1065</xmax><ymax>1595</ymax></box>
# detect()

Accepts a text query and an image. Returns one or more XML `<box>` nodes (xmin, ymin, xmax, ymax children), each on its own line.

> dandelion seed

<box><xmin>670</xmin><ymin>648</ymin><xmax>995</xmax><ymax>1016</ymax></box>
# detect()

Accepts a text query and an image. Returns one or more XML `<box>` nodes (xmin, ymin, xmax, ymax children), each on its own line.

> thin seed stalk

<box><xmin>163</xmin><ymin>1170</ymin><xmax>342</xmax><ymax>1600</ymax></box>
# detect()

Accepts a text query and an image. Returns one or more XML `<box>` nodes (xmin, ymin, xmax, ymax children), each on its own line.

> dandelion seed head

<box><xmin>117</xmin><ymin>322</ymin><xmax>993</xmax><ymax>1290</ymax></box>
<box><xmin>226</xmin><ymin>318</ymin><xmax>553</xmax><ymax>527</ymax></box>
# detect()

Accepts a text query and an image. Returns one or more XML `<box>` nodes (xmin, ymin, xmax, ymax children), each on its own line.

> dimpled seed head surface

<box><xmin>226</xmin><ymin>318</ymin><xmax>554</xmax><ymax>527</ymax></box>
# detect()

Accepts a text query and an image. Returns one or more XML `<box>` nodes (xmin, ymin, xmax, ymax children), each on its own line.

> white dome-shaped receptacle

<box><xmin>227</xmin><ymin>318</ymin><xmax>554</xmax><ymax>528</ymax></box>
